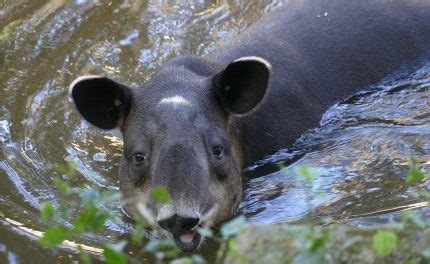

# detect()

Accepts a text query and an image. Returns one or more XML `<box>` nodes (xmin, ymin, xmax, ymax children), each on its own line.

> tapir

<box><xmin>70</xmin><ymin>0</ymin><xmax>430</xmax><ymax>251</ymax></box>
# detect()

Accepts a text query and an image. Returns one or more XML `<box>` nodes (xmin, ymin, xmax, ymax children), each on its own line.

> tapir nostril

<box><xmin>157</xmin><ymin>217</ymin><xmax>172</xmax><ymax>231</ymax></box>
<box><xmin>178</xmin><ymin>216</ymin><xmax>200</xmax><ymax>231</ymax></box>
<box><xmin>157</xmin><ymin>215</ymin><xmax>200</xmax><ymax>232</ymax></box>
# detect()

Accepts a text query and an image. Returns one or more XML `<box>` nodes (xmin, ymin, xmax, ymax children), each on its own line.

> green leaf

<box><xmin>294</xmin><ymin>166</ymin><xmax>324</xmax><ymax>180</ymax></box>
<box><xmin>66</xmin><ymin>162</ymin><xmax>78</xmax><ymax>175</ymax></box>
<box><xmin>309</xmin><ymin>230</ymin><xmax>329</xmax><ymax>252</ymax></box>
<box><xmin>51</xmin><ymin>162</ymin><xmax>77</xmax><ymax>176</ymax></box>
<box><xmin>54</xmin><ymin>177</ymin><xmax>74</xmax><ymax>196</ymax></box>
<box><xmin>40</xmin><ymin>203</ymin><xmax>57</xmax><ymax>222</ymax></box>
<box><xmin>0</xmin><ymin>19</ymin><xmax>23</xmax><ymax>42</ymax></box>
<box><xmin>131</xmin><ymin>220</ymin><xmax>147</xmax><ymax>244</ymax></box>
<box><xmin>151</xmin><ymin>186</ymin><xmax>171</xmax><ymax>204</ymax></box>
<box><xmin>74</xmin><ymin>203</ymin><xmax>108</xmax><ymax>232</ymax></box>
<box><xmin>40</xmin><ymin>226</ymin><xmax>70</xmax><ymax>247</ymax></box>
<box><xmin>228</xmin><ymin>238</ymin><xmax>238</xmax><ymax>252</ymax></box>
<box><xmin>220</xmin><ymin>215</ymin><xmax>246</xmax><ymax>238</ymax></box>
<box><xmin>372</xmin><ymin>230</ymin><xmax>398</xmax><ymax>257</ymax></box>
<box><xmin>103</xmin><ymin>245</ymin><xmax>127</xmax><ymax>264</ymax></box>
<box><xmin>406</xmin><ymin>168</ymin><xmax>425</xmax><ymax>184</ymax></box>
<box><xmin>406</xmin><ymin>160</ymin><xmax>425</xmax><ymax>184</ymax></box>
<box><xmin>52</xmin><ymin>163</ymin><xmax>68</xmax><ymax>175</ymax></box>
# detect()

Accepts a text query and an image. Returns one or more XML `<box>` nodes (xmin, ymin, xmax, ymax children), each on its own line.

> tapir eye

<box><xmin>212</xmin><ymin>146</ymin><xmax>224</xmax><ymax>159</ymax></box>
<box><xmin>133</xmin><ymin>153</ymin><xmax>146</xmax><ymax>163</ymax></box>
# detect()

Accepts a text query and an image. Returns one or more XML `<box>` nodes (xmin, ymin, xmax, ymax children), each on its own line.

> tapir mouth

<box><xmin>172</xmin><ymin>229</ymin><xmax>202</xmax><ymax>252</ymax></box>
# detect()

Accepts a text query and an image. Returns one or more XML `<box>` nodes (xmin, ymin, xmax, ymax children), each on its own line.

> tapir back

<box><xmin>208</xmin><ymin>0</ymin><xmax>430</xmax><ymax>165</ymax></box>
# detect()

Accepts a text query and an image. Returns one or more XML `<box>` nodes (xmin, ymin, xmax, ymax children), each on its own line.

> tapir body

<box><xmin>71</xmin><ymin>0</ymin><xmax>430</xmax><ymax>251</ymax></box>
<box><xmin>209</xmin><ymin>0</ymin><xmax>430</xmax><ymax>165</ymax></box>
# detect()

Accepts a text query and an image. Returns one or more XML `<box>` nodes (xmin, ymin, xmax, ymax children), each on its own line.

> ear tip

<box><xmin>69</xmin><ymin>75</ymin><xmax>104</xmax><ymax>95</ymax></box>
<box><xmin>233</xmin><ymin>56</ymin><xmax>272</xmax><ymax>70</ymax></box>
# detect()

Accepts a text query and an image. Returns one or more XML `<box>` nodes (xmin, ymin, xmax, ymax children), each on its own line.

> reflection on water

<box><xmin>0</xmin><ymin>0</ymin><xmax>429</xmax><ymax>261</ymax></box>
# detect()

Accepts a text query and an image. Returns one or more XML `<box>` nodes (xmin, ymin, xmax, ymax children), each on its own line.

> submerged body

<box><xmin>210</xmin><ymin>0</ymin><xmax>430</xmax><ymax>165</ymax></box>
<box><xmin>70</xmin><ymin>0</ymin><xmax>430</xmax><ymax>251</ymax></box>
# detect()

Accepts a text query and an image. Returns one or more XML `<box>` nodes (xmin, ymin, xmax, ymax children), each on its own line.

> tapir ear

<box><xmin>70</xmin><ymin>76</ymin><xmax>132</xmax><ymax>130</ymax></box>
<box><xmin>212</xmin><ymin>56</ymin><xmax>271</xmax><ymax>115</ymax></box>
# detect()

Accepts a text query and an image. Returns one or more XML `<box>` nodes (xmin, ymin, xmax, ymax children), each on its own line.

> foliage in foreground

<box><xmin>40</xmin><ymin>162</ymin><xmax>244</xmax><ymax>263</ymax></box>
<box><xmin>39</xmin><ymin>160</ymin><xmax>430</xmax><ymax>263</ymax></box>
<box><xmin>226</xmin><ymin>217</ymin><xmax>430</xmax><ymax>264</ymax></box>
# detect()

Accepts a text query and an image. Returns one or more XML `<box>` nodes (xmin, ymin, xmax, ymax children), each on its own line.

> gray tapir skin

<box><xmin>70</xmin><ymin>0</ymin><xmax>430</xmax><ymax>251</ymax></box>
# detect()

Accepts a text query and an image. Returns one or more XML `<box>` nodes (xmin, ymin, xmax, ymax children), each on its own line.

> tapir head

<box><xmin>70</xmin><ymin>55</ymin><xmax>271</xmax><ymax>251</ymax></box>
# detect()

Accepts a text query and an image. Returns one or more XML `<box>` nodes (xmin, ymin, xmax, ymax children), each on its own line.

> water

<box><xmin>1</xmin><ymin>0</ymin><xmax>429</xmax><ymax>262</ymax></box>
<box><xmin>242</xmin><ymin>66</ymin><xmax>430</xmax><ymax>225</ymax></box>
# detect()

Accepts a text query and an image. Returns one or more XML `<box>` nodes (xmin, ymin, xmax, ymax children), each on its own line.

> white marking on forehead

<box><xmin>158</xmin><ymin>95</ymin><xmax>191</xmax><ymax>106</ymax></box>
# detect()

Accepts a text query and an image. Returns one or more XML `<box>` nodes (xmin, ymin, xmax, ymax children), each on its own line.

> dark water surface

<box><xmin>1</xmin><ymin>0</ymin><xmax>429</xmax><ymax>262</ymax></box>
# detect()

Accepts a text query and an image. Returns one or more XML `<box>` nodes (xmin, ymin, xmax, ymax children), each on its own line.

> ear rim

<box><xmin>213</xmin><ymin>56</ymin><xmax>272</xmax><ymax>117</ymax></box>
<box><xmin>69</xmin><ymin>75</ymin><xmax>104</xmax><ymax>94</ymax></box>
<box><xmin>70</xmin><ymin>75</ymin><xmax>133</xmax><ymax>130</ymax></box>
<box><xmin>233</xmin><ymin>56</ymin><xmax>272</xmax><ymax>71</ymax></box>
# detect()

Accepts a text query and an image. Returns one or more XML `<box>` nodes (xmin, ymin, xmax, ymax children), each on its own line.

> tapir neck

<box><xmin>206</xmin><ymin>0</ymin><xmax>430</xmax><ymax>166</ymax></box>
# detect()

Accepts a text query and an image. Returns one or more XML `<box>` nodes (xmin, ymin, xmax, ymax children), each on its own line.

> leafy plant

<box><xmin>38</xmin><ymin>160</ymin><xmax>430</xmax><ymax>263</ymax></box>
<box><xmin>40</xmin><ymin>162</ymin><xmax>249</xmax><ymax>263</ymax></box>
<box><xmin>372</xmin><ymin>230</ymin><xmax>398</xmax><ymax>257</ymax></box>
<box><xmin>406</xmin><ymin>159</ymin><xmax>426</xmax><ymax>184</ymax></box>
